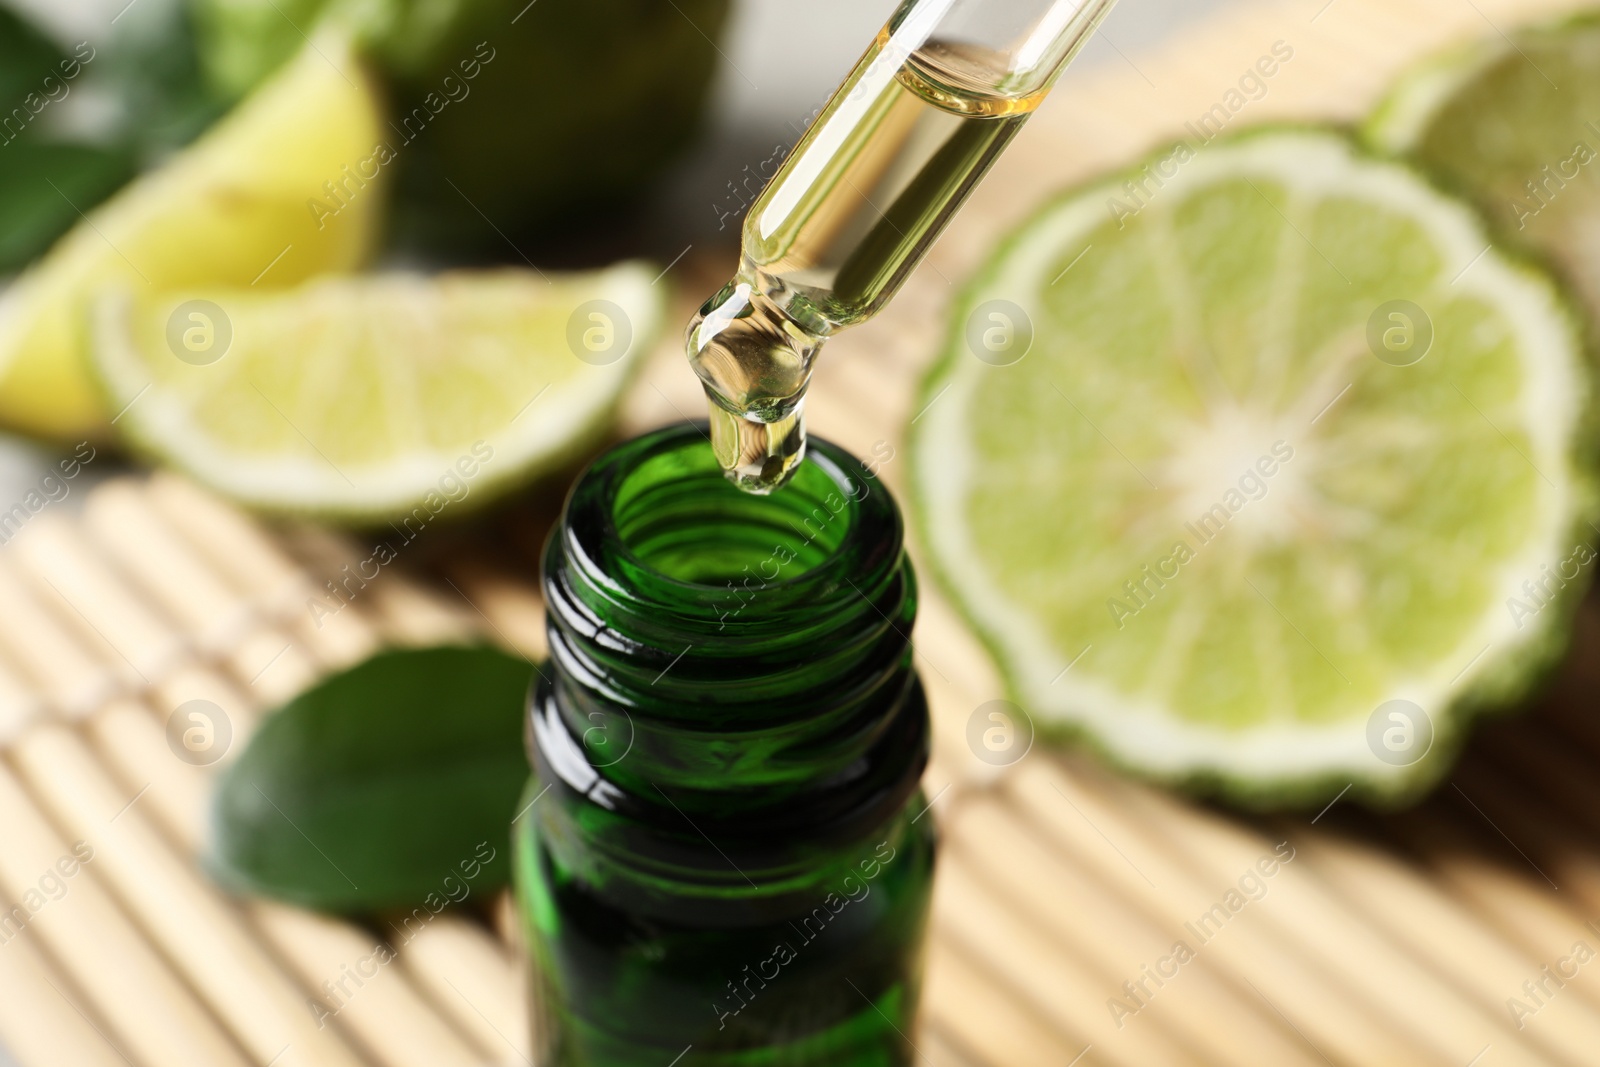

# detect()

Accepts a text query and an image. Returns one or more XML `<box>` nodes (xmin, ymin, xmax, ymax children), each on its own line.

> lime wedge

<box><xmin>90</xmin><ymin>265</ymin><xmax>662</xmax><ymax>520</ymax></box>
<box><xmin>1368</xmin><ymin>13</ymin><xmax>1600</xmax><ymax>326</ymax></box>
<box><xmin>0</xmin><ymin>35</ymin><xmax>384</xmax><ymax>441</ymax></box>
<box><xmin>912</xmin><ymin>130</ymin><xmax>1595</xmax><ymax>805</ymax></box>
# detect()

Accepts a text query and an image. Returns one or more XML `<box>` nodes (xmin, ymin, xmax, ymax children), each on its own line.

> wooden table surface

<box><xmin>3</xmin><ymin>0</ymin><xmax>1600</xmax><ymax>1063</ymax></box>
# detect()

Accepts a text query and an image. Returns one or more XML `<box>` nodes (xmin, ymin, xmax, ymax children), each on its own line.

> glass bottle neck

<box><xmin>531</xmin><ymin>424</ymin><xmax>927</xmax><ymax>855</ymax></box>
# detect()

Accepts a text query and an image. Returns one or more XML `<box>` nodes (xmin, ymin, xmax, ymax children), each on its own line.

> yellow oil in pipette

<box><xmin>686</xmin><ymin>0</ymin><xmax>1116</xmax><ymax>493</ymax></box>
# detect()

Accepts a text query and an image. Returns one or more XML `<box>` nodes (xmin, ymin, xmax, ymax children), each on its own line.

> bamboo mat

<box><xmin>5</xmin><ymin>0</ymin><xmax>1600</xmax><ymax>1063</ymax></box>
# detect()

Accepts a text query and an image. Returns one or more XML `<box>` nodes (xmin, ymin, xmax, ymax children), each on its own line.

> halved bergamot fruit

<box><xmin>91</xmin><ymin>264</ymin><xmax>662</xmax><ymax>521</ymax></box>
<box><xmin>1368</xmin><ymin>12</ymin><xmax>1600</xmax><ymax>330</ymax></box>
<box><xmin>912</xmin><ymin>129</ymin><xmax>1595</xmax><ymax>806</ymax></box>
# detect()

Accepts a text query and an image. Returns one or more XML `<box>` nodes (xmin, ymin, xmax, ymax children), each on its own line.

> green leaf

<box><xmin>75</xmin><ymin>0</ymin><xmax>229</xmax><ymax>157</ymax></box>
<box><xmin>0</xmin><ymin>8</ymin><xmax>65</xmax><ymax>105</ymax></box>
<box><xmin>0</xmin><ymin>142</ymin><xmax>137</xmax><ymax>273</ymax></box>
<box><xmin>208</xmin><ymin>645</ymin><xmax>535</xmax><ymax>912</ymax></box>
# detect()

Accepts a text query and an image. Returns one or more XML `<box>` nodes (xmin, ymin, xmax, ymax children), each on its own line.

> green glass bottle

<box><xmin>514</xmin><ymin>423</ymin><xmax>936</xmax><ymax>1066</ymax></box>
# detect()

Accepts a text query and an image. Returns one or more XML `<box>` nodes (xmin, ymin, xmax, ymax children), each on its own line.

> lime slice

<box><xmin>912</xmin><ymin>130</ymin><xmax>1595</xmax><ymax>805</ymax></box>
<box><xmin>0</xmin><ymin>35</ymin><xmax>384</xmax><ymax>441</ymax></box>
<box><xmin>1368</xmin><ymin>13</ymin><xmax>1600</xmax><ymax>327</ymax></box>
<box><xmin>90</xmin><ymin>265</ymin><xmax>662</xmax><ymax>520</ymax></box>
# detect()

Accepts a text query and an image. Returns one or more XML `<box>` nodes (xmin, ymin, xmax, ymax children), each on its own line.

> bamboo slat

<box><xmin>0</xmin><ymin>922</ymin><xmax>130</xmax><ymax>1067</ymax></box>
<box><xmin>10</xmin><ymin>723</ymin><xmax>370</xmax><ymax>1067</ymax></box>
<box><xmin>0</xmin><ymin>753</ymin><xmax>252</xmax><ymax>1066</ymax></box>
<box><xmin>945</xmin><ymin>795</ymin><xmax>1321</xmax><ymax>1067</ymax></box>
<box><xmin>1006</xmin><ymin>759</ymin><xmax>1434</xmax><ymax>1064</ymax></box>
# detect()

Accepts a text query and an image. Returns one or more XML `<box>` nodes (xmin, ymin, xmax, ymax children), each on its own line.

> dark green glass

<box><xmin>514</xmin><ymin>423</ymin><xmax>936</xmax><ymax>1066</ymax></box>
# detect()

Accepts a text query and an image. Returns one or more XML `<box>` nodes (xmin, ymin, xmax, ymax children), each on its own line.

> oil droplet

<box><xmin>686</xmin><ymin>271</ymin><xmax>823</xmax><ymax>494</ymax></box>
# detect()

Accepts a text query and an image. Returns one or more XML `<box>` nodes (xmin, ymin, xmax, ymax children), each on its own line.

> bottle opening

<box><xmin>556</xmin><ymin>423</ymin><xmax>901</xmax><ymax>632</ymax></box>
<box><xmin>611</xmin><ymin>428</ymin><xmax>854</xmax><ymax>586</ymax></box>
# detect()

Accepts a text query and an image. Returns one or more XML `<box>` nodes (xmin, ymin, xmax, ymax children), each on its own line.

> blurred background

<box><xmin>6</xmin><ymin>0</ymin><xmax>1600</xmax><ymax>1064</ymax></box>
<box><xmin>0</xmin><ymin>7</ymin><xmax>1229</xmax><ymax>1063</ymax></box>
<box><xmin>0</xmin><ymin>0</ymin><xmax>1226</xmax><ymax>498</ymax></box>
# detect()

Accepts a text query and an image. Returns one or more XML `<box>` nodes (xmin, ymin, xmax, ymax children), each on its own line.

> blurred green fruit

<box><xmin>1367</xmin><ymin>12</ymin><xmax>1600</xmax><ymax>336</ymax></box>
<box><xmin>391</xmin><ymin>0</ymin><xmax>731</xmax><ymax>249</ymax></box>
<box><xmin>91</xmin><ymin>263</ymin><xmax>663</xmax><ymax>519</ymax></box>
<box><xmin>189</xmin><ymin>0</ymin><xmax>329</xmax><ymax>97</ymax></box>
<box><xmin>190</xmin><ymin>0</ymin><xmax>500</xmax><ymax>93</ymax></box>
<box><xmin>0</xmin><ymin>35</ymin><xmax>384</xmax><ymax>440</ymax></box>
<box><xmin>191</xmin><ymin>0</ymin><xmax>732</xmax><ymax>247</ymax></box>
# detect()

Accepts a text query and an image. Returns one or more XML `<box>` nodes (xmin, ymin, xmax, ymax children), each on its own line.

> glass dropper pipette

<box><xmin>686</xmin><ymin>0</ymin><xmax>1121</xmax><ymax>493</ymax></box>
